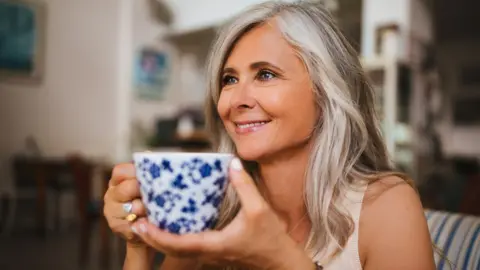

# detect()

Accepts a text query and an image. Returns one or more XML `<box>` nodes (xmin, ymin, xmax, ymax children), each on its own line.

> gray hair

<box><xmin>204</xmin><ymin>0</ymin><xmax>399</xmax><ymax>266</ymax></box>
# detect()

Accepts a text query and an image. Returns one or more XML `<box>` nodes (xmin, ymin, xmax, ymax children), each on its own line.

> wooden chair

<box><xmin>6</xmin><ymin>156</ymin><xmax>70</xmax><ymax>235</ymax></box>
<box><xmin>67</xmin><ymin>155</ymin><xmax>112</xmax><ymax>267</ymax></box>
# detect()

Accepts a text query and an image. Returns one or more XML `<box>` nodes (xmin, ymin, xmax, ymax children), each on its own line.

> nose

<box><xmin>229</xmin><ymin>81</ymin><xmax>256</xmax><ymax>110</ymax></box>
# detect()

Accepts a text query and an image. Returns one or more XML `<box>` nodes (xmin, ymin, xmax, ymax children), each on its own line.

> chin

<box><xmin>236</xmin><ymin>151</ymin><xmax>261</xmax><ymax>162</ymax></box>
<box><xmin>235</xmin><ymin>144</ymin><xmax>272</xmax><ymax>162</ymax></box>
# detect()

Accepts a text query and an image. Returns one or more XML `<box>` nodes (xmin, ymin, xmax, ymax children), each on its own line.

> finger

<box><xmin>110</xmin><ymin>163</ymin><xmax>136</xmax><ymax>187</ymax></box>
<box><xmin>229</xmin><ymin>158</ymin><xmax>267</xmax><ymax>211</ymax></box>
<box><xmin>132</xmin><ymin>219</ymin><xmax>225</xmax><ymax>255</ymax></box>
<box><xmin>106</xmin><ymin>218</ymin><xmax>140</xmax><ymax>242</ymax></box>
<box><xmin>111</xmin><ymin>178</ymin><xmax>141</xmax><ymax>202</ymax></box>
<box><xmin>107</xmin><ymin>198</ymin><xmax>146</xmax><ymax>219</ymax></box>
<box><xmin>131</xmin><ymin>218</ymin><xmax>170</xmax><ymax>254</ymax></box>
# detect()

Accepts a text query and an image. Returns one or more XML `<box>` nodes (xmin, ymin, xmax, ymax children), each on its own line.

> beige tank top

<box><xmin>199</xmin><ymin>185</ymin><xmax>368</xmax><ymax>270</ymax></box>
<box><xmin>318</xmin><ymin>184</ymin><xmax>367</xmax><ymax>270</ymax></box>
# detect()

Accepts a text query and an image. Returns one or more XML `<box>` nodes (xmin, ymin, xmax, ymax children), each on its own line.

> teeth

<box><xmin>237</xmin><ymin>121</ymin><xmax>268</xmax><ymax>128</ymax></box>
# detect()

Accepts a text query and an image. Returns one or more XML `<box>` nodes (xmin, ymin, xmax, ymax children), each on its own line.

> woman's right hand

<box><xmin>103</xmin><ymin>163</ymin><xmax>201</xmax><ymax>270</ymax></box>
<box><xmin>104</xmin><ymin>163</ymin><xmax>147</xmax><ymax>245</ymax></box>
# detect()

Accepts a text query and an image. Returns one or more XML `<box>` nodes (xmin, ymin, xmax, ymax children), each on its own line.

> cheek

<box><xmin>254</xmin><ymin>91</ymin><xmax>285</xmax><ymax>117</ymax></box>
<box><xmin>290</xmin><ymin>105</ymin><xmax>316</xmax><ymax>132</ymax></box>
<box><xmin>301</xmin><ymin>96</ymin><xmax>318</xmax><ymax>125</ymax></box>
<box><xmin>283</xmin><ymin>90</ymin><xmax>317</xmax><ymax>131</ymax></box>
<box><xmin>216</xmin><ymin>92</ymin><xmax>230</xmax><ymax>121</ymax></box>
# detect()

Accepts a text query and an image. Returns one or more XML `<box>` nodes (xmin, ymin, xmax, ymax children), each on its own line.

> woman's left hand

<box><xmin>131</xmin><ymin>158</ymin><xmax>314</xmax><ymax>270</ymax></box>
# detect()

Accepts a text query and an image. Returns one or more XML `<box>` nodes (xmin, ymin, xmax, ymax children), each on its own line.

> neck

<box><xmin>257</xmin><ymin>144</ymin><xmax>312</xmax><ymax>230</ymax></box>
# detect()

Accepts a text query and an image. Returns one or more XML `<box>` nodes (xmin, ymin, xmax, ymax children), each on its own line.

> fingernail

<box><xmin>230</xmin><ymin>158</ymin><xmax>243</xmax><ymax>171</ymax></box>
<box><xmin>123</xmin><ymin>202</ymin><xmax>133</xmax><ymax>214</ymax></box>
<box><xmin>121</xmin><ymin>166</ymin><xmax>134</xmax><ymax>175</ymax></box>
<box><xmin>131</xmin><ymin>226</ymin><xmax>138</xmax><ymax>234</ymax></box>
<box><xmin>139</xmin><ymin>224</ymin><xmax>147</xmax><ymax>233</ymax></box>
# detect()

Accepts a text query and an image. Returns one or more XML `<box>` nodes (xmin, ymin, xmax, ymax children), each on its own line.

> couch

<box><xmin>425</xmin><ymin>209</ymin><xmax>480</xmax><ymax>270</ymax></box>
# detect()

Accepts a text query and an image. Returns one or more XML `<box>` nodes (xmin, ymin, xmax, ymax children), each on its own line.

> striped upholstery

<box><xmin>425</xmin><ymin>209</ymin><xmax>480</xmax><ymax>270</ymax></box>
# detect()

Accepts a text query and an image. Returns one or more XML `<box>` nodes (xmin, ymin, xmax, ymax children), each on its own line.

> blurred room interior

<box><xmin>0</xmin><ymin>0</ymin><xmax>479</xmax><ymax>269</ymax></box>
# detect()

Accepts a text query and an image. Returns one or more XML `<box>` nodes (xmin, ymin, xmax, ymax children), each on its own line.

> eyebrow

<box><xmin>222</xmin><ymin>61</ymin><xmax>284</xmax><ymax>75</ymax></box>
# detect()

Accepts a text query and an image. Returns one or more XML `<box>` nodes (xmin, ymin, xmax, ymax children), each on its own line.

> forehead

<box><xmin>224</xmin><ymin>21</ymin><xmax>299</xmax><ymax>67</ymax></box>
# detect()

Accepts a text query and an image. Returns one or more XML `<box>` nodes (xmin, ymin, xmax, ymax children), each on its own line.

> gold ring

<box><xmin>125</xmin><ymin>213</ymin><xmax>138</xmax><ymax>222</ymax></box>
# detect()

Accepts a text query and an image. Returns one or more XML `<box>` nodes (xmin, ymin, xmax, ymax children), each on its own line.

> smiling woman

<box><xmin>104</xmin><ymin>1</ymin><xmax>436</xmax><ymax>270</ymax></box>
<box><xmin>217</xmin><ymin>23</ymin><xmax>316</xmax><ymax>162</ymax></box>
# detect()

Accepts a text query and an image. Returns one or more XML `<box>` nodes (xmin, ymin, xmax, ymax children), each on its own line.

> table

<box><xmin>34</xmin><ymin>156</ymin><xmax>112</xmax><ymax>266</ymax></box>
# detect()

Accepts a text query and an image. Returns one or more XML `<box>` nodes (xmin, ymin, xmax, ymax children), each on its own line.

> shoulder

<box><xmin>358</xmin><ymin>175</ymin><xmax>435</xmax><ymax>270</ymax></box>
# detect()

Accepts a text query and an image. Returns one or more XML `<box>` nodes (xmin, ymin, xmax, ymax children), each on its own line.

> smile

<box><xmin>234</xmin><ymin>120</ymin><xmax>271</xmax><ymax>134</ymax></box>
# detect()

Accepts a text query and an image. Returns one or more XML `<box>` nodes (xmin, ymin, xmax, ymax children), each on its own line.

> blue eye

<box><xmin>221</xmin><ymin>75</ymin><xmax>238</xmax><ymax>86</ymax></box>
<box><xmin>257</xmin><ymin>70</ymin><xmax>276</xmax><ymax>81</ymax></box>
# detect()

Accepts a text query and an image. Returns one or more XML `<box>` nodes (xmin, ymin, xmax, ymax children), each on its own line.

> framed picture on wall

<box><xmin>134</xmin><ymin>47</ymin><xmax>170</xmax><ymax>100</ymax></box>
<box><xmin>0</xmin><ymin>0</ymin><xmax>46</xmax><ymax>83</ymax></box>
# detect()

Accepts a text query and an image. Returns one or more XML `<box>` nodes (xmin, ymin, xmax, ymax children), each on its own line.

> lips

<box><xmin>236</xmin><ymin>121</ymin><xmax>270</xmax><ymax>129</ymax></box>
<box><xmin>233</xmin><ymin>120</ymin><xmax>271</xmax><ymax>134</ymax></box>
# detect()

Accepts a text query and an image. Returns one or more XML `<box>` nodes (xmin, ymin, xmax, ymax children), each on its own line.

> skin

<box><xmin>103</xmin><ymin>164</ymin><xmax>155</xmax><ymax>268</ymax></box>
<box><xmin>217</xmin><ymin>21</ymin><xmax>316</xmax><ymax>240</ymax></box>
<box><xmin>103</xmin><ymin>21</ymin><xmax>435</xmax><ymax>270</ymax></box>
<box><xmin>359</xmin><ymin>177</ymin><xmax>436</xmax><ymax>269</ymax></box>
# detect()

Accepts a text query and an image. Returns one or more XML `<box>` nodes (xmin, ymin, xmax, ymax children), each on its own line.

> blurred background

<box><xmin>0</xmin><ymin>0</ymin><xmax>479</xmax><ymax>269</ymax></box>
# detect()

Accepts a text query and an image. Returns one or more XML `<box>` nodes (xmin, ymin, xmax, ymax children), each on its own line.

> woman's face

<box><xmin>217</xmin><ymin>22</ymin><xmax>317</xmax><ymax>162</ymax></box>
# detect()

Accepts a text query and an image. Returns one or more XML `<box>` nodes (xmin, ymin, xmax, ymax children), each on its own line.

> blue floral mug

<box><xmin>133</xmin><ymin>152</ymin><xmax>233</xmax><ymax>234</ymax></box>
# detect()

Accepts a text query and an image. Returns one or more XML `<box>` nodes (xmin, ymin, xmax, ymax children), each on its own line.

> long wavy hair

<box><xmin>204</xmin><ymin>0</ymin><xmax>408</xmax><ymax>267</ymax></box>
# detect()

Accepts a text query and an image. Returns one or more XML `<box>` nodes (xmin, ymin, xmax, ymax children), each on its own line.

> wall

<box><xmin>129</xmin><ymin>0</ymin><xmax>168</xmax><ymax>151</ymax></box>
<box><xmin>164</xmin><ymin>0</ymin><xmax>298</xmax><ymax>33</ymax></box>
<box><xmin>129</xmin><ymin>0</ymin><xmax>212</xmax><ymax>152</ymax></box>
<box><xmin>0</xmin><ymin>0</ymin><xmax>123</xmax><ymax>192</ymax></box>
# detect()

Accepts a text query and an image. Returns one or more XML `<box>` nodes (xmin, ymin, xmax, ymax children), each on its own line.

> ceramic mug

<box><xmin>133</xmin><ymin>152</ymin><xmax>233</xmax><ymax>234</ymax></box>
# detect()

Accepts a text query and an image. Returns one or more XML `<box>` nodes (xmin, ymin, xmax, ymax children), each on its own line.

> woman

<box><xmin>104</xmin><ymin>1</ymin><xmax>436</xmax><ymax>269</ymax></box>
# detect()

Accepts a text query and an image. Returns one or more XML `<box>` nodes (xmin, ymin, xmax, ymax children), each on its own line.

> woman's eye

<box><xmin>222</xmin><ymin>75</ymin><xmax>238</xmax><ymax>86</ymax></box>
<box><xmin>257</xmin><ymin>70</ymin><xmax>276</xmax><ymax>81</ymax></box>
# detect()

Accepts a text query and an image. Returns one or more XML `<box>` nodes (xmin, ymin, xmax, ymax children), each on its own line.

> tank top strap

<box><xmin>322</xmin><ymin>183</ymin><xmax>368</xmax><ymax>269</ymax></box>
